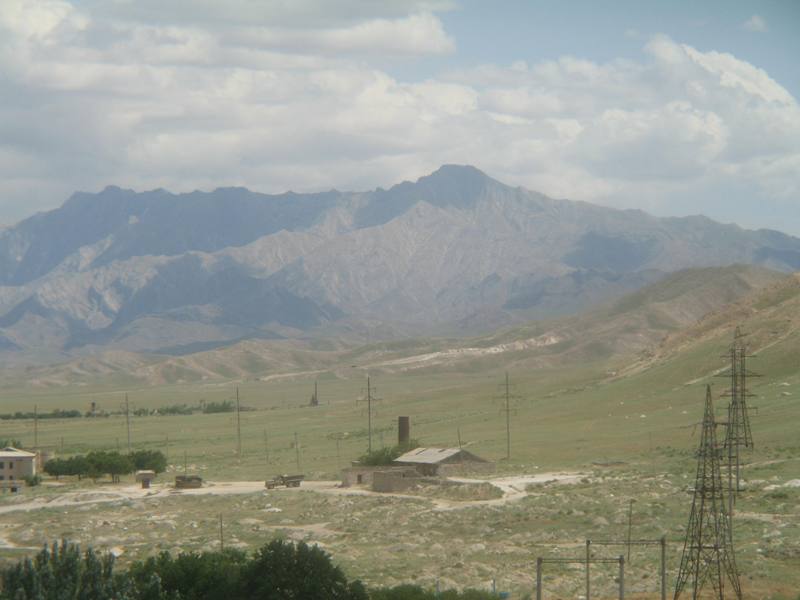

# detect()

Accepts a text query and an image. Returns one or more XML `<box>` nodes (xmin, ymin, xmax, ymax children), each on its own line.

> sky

<box><xmin>0</xmin><ymin>0</ymin><xmax>799</xmax><ymax>233</ymax></box>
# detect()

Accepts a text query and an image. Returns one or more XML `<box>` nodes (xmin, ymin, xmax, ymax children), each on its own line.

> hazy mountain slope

<box><xmin>4</xmin><ymin>264</ymin><xmax>785</xmax><ymax>388</ymax></box>
<box><xmin>1</xmin><ymin>165</ymin><xmax>799</xmax><ymax>359</ymax></box>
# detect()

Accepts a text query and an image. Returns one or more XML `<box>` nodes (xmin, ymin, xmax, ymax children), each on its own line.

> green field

<box><xmin>0</xmin><ymin>270</ymin><xmax>798</xmax><ymax>598</ymax></box>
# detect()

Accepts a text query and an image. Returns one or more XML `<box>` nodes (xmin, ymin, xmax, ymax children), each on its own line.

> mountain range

<box><xmin>1</xmin><ymin>165</ymin><xmax>799</xmax><ymax>363</ymax></box>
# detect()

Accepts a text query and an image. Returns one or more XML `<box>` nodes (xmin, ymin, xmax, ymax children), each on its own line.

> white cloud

<box><xmin>743</xmin><ymin>14</ymin><xmax>768</xmax><ymax>33</ymax></box>
<box><xmin>0</xmin><ymin>1</ymin><xmax>797</xmax><ymax>234</ymax></box>
<box><xmin>231</xmin><ymin>13</ymin><xmax>455</xmax><ymax>56</ymax></box>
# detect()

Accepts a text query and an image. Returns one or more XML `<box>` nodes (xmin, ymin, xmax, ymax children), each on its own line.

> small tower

<box><xmin>674</xmin><ymin>385</ymin><xmax>741</xmax><ymax>600</ymax></box>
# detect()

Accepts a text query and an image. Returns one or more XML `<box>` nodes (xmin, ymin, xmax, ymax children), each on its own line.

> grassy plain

<box><xmin>0</xmin><ymin>270</ymin><xmax>798</xmax><ymax>598</ymax></box>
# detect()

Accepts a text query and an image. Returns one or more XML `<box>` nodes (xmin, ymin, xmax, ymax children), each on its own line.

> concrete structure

<box><xmin>393</xmin><ymin>447</ymin><xmax>494</xmax><ymax>476</ymax></box>
<box><xmin>0</xmin><ymin>447</ymin><xmax>36</xmax><ymax>493</ymax></box>
<box><xmin>341</xmin><ymin>464</ymin><xmax>420</xmax><ymax>491</ymax></box>
<box><xmin>341</xmin><ymin>465</ymin><xmax>388</xmax><ymax>487</ymax></box>
<box><xmin>398</xmin><ymin>416</ymin><xmax>410</xmax><ymax>445</ymax></box>
<box><xmin>136</xmin><ymin>470</ymin><xmax>156</xmax><ymax>489</ymax></box>
<box><xmin>371</xmin><ymin>467</ymin><xmax>421</xmax><ymax>492</ymax></box>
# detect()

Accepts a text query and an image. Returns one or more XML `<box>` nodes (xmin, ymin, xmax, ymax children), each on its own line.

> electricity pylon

<box><xmin>718</xmin><ymin>327</ymin><xmax>758</xmax><ymax>505</ymax></box>
<box><xmin>674</xmin><ymin>385</ymin><xmax>741</xmax><ymax>600</ymax></box>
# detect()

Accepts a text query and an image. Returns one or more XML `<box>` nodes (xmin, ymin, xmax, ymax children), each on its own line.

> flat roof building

<box><xmin>0</xmin><ymin>447</ymin><xmax>37</xmax><ymax>492</ymax></box>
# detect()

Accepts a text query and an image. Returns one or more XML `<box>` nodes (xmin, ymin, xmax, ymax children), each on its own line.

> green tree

<box><xmin>131</xmin><ymin>450</ymin><xmax>167</xmax><ymax>474</ymax></box>
<box><xmin>129</xmin><ymin>549</ymin><xmax>247</xmax><ymax>600</ymax></box>
<box><xmin>240</xmin><ymin>540</ymin><xmax>368</xmax><ymax>600</ymax></box>
<box><xmin>67</xmin><ymin>455</ymin><xmax>91</xmax><ymax>480</ymax></box>
<box><xmin>44</xmin><ymin>458</ymin><xmax>68</xmax><ymax>479</ymax></box>
<box><xmin>0</xmin><ymin>540</ymin><xmax>134</xmax><ymax>600</ymax></box>
<box><xmin>86</xmin><ymin>451</ymin><xmax>134</xmax><ymax>483</ymax></box>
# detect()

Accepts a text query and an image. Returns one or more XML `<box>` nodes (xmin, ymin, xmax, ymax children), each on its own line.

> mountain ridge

<box><xmin>1</xmin><ymin>165</ymin><xmax>799</xmax><ymax>362</ymax></box>
<box><xmin>1</xmin><ymin>264</ymin><xmax>786</xmax><ymax>388</ymax></box>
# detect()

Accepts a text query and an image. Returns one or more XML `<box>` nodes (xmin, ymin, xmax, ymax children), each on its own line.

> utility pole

<box><xmin>219</xmin><ymin>513</ymin><xmax>224</xmax><ymax>551</ymax></box>
<box><xmin>361</xmin><ymin>376</ymin><xmax>379</xmax><ymax>454</ymax></box>
<box><xmin>496</xmin><ymin>372</ymin><xmax>520</xmax><ymax>460</ymax></box>
<box><xmin>263</xmin><ymin>429</ymin><xmax>269</xmax><ymax>466</ymax></box>
<box><xmin>626</xmin><ymin>499</ymin><xmax>634</xmax><ymax>563</ymax></box>
<box><xmin>457</xmin><ymin>426</ymin><xmax>462</xmax><ymax>451</ymax></box>
<box><xmin>504</xmin><ymin>372</ymin><xmax>511</xmax><ymax>460</ymax></box>
<box><xmin>294</xmin><ymin>432</ymin><xmax>301</xmax><ymax>472</ymax></box>
<box><xmin>125</xmin><ymin>393</ymin><xmax>131</xmax><ymax>454</ymax></box>
<box><xmin>235</xmin><ymin>386</ymin><xmax>242</xmax><ymax>460</ymax></box>
<box><xmin>33</xmin><ymin>404</ymin><xmax>38</xmax><ymax>449</ymax></box>
<box><xmin>368</xmin><ymin>377</ymin><xmax>373</xmax><ymax>453</ymax></box>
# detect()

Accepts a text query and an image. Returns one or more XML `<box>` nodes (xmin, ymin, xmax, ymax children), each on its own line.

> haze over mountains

<box><xmin>1</xmin><ymin>165</ymin><xmax>799</xmax><ymax>363</ymax></box>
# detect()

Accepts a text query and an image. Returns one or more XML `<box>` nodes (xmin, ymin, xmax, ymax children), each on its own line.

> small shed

<box><xmin>393</xmin><ymin>447</ymin><xmax>493</xmax><ymax>476</ymax></box>
<box><xmin>135</xmin><ymin>470</ymin><xmax>156</xmax><ymax>489</ymax></box>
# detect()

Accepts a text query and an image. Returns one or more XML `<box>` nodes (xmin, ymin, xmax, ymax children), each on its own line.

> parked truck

<box><xmin>265</xmin><ymin>474</ymin><xmax>304</xmax><ymax>489</ymax></box>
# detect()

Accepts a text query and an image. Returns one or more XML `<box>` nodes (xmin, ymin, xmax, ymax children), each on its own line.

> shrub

<box><xmin>358</xmin><ymin>441</ymin><xmax>419</xmax><ymax>466</ymax></box>
<box><xmin>23</xmin><ymin>474</ymin><xmax>41</xmax><ymax>487</ymax></box>
<box><xmin>202</xmin><ymin>401</ymin><xmax>235</xmax><ymax>414</ymax></box>
<box><xmin>131</xmin><ymin>450</ymin><xmax>167</xmax><ymax>474</ymax></box>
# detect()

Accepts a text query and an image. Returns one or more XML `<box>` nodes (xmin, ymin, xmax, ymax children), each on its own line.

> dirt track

<box><xmin>0</xmin><ymin>472</ymin><xmax>584</xmax><ymax>516</ymax></box>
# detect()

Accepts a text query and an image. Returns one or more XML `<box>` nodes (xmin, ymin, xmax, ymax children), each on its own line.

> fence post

<box><xmin>660</xmin><ymin>536</ymin><xmax>666</xmax><ymax>600</ymax></box>
<box><xmin>586</xmin><ymin>540</ymin><xmax>591</xmax><ymax>600</ymax></box>
<box><xmin>536</xmin><ymin>557</ymin><xmax>543</xmax><ymax>600</ymax></box>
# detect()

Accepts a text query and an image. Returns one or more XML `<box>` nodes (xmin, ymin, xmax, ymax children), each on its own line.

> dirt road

<box><xmin>0</xmin><ymin>472</ymin><xmax>583</xmax><ymax>516</ymax></box>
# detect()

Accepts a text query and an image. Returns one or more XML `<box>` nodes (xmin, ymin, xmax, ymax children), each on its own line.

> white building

<box><xmin>0</xmin><ymin>447</ymin><xmax>37</xmax><ymax>492</ymax></box>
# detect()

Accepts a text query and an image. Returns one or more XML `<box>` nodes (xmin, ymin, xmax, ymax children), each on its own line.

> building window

<box><xmin>0</xmin><ymin>475</ymin><xmax>4</xmax><ymax>480</ymax></box>
<box><xmin>0</xmin><ymin>462</ymin><xmax>4</xmax><ymax>469</ymax></box>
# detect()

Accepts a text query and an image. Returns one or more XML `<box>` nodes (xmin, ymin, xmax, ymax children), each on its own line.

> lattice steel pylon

<box><xmin>719</xmin><ymin>327</ymin><xmax>758</xmax><ymax>503</ymax></box>
<box><xmin>674</xmin><ymin>385</ymin><xmax>741</xmax><ymax>600</ymax></box>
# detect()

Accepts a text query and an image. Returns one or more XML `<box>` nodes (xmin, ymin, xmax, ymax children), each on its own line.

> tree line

<box><xmin>44</xmin><ymin>450</ymin><xmax>167</xmax><ymax>482</ymax></box>
<box><xmin>0</xmin><ymin>400</ymin><xmax>247</xmax><ymax>422</ymax></box>
<box><xmin>0</xmin><ymin>540</ymin><xmax>499</xmax><ymax>600</ymax></box>
<box><xmin>0</xmin><ymin>409</ymin><xmax>82</xmax><ymax>421</ymax></box>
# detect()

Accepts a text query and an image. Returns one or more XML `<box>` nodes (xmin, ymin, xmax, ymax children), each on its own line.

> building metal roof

<box><xmin>394</xmin><ymin>447</ymin><xmax>464</xmax><ymax>464</ymax></box>
<box><xmin>0</xmin><ymin>447</ymin><xmax>36</xmax><ymax>459</ymax></box>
